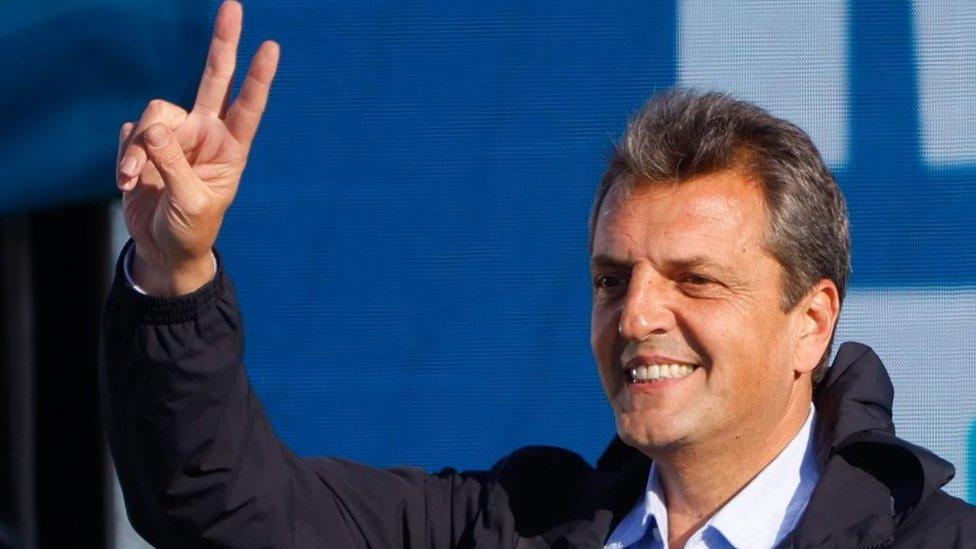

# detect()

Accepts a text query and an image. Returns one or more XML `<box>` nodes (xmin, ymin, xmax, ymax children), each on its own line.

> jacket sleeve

<box><xmin>98</xmin><ymin>241</ymin><xmax>493</xmax><ymax>548</ymax></box>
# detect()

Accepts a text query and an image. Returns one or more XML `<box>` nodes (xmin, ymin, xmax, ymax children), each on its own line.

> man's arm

<box><xmin>105</xmin><ymin>4</ymin><xmax>502</xmax><ymax>546</ymax></box>
<box><xmin>100</xmin><ymin>240</ymin><xmax>491</xmax><ymax>547</ymax></box>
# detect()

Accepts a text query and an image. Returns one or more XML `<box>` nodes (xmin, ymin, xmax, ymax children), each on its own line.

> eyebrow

<box><xmin>589</xmin><ymin>254</ymin><xmax>631</xmax><ymax>269</ymax></box>
<box><xmin>589</xmin><ymin>253</ymin><xmax>732</xmax><ymax>274</ymax></box>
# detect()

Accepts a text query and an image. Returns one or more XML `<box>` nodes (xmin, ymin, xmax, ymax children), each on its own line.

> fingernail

<box><xmin>145</xmin><ymin>126</ymin><xmax>168</xmax><ymax>147</ymax></box>
<box><xmin>120</xmin><ymin>156</ymin><xmax>138</xmax><ymax>177</ymax></box>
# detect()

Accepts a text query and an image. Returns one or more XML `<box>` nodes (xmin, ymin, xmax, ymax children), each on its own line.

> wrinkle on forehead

<box><xmin>592</xmin><ymin>170</ymin><xmax>769</xmax><ymax>263</ymax></box>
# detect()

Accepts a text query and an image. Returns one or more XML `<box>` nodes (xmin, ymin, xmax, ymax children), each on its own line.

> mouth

<box><xmin>626</xmin><ymin>363</ymin><xmax>698</xmax><ymax>383</ymax></box>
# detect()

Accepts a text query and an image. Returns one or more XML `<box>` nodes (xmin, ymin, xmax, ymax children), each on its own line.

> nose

<box><xmin>617</xmin><ymin>272</ymin><xmax>675</xmax><ymax>341</ymax></box>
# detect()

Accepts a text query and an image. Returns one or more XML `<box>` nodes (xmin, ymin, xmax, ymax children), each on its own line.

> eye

<box><xmin>594</xmin><ymin>274</ymin><xmax>626</xmax><ymax>290</ymax></box>
<box><xmin>682</xmin><ymin>274</ymin><xmax>714</xmax><ymax>286</ymax></box>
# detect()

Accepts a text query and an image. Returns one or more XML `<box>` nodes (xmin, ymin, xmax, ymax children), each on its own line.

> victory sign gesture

<box><xmin>116</xmin><ymin>1</ymin><xmax>279</xmax><ymax>296</ymax></box>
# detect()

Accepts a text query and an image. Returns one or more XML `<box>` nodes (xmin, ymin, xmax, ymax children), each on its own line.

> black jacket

<box><xmin>100</xmin><ymin>243</ymin><xmax>976</xmax><ymax>548</ymax></box>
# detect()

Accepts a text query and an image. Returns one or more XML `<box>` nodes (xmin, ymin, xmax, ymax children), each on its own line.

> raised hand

<box><xmin>116</xmin><ymin>0</ymin><xmax>279</xmax><ymax>296</ymax></box>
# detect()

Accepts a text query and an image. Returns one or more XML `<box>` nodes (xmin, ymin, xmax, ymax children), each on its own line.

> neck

<box><xmin>653</xmin><ymin>386</ymin><xmax>812</xmax><ymax>548</ymax></box>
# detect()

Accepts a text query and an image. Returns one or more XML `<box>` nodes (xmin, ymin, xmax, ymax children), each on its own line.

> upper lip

<box><xmin>624</xmin><ymin>354</ymin><xmax>699</xmax><ymax>370</ymax></box>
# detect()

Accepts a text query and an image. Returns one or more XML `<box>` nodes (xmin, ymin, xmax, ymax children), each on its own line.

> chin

<box><xmin>615</xmin><ymin>411</ymin><xmax>688</xmax><ymax>455</ymax></box>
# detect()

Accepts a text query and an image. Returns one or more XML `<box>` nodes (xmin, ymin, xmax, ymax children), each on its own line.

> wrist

<box><xmin>130</xmin><ymin>247</ymin><xmax>217</xmax><ymax>297</ymax></box>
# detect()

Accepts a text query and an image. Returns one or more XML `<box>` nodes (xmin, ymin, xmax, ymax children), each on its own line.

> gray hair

<box><xmin>589</xmin><ymin>89</ymin><xmax>850</xmax><ymax>383</ymax></box>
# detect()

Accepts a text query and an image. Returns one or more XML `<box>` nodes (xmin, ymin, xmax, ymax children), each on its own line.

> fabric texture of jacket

<box><xmin>100</xmin><ymin>242</ymin><xmax>976</xmax><ymax>548</ymax></box>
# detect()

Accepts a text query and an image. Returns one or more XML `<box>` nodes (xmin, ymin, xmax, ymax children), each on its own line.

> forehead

<box><xmin>592</xmin><ymin>170</ymin><xmax>770</xmax><ymax>261</ymax></box>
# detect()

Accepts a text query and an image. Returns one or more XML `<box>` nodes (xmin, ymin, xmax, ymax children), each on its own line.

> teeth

<box><xmin>629</xmin><ymin>364</ymin><xmax>695</xmax><ymax>382</ymax></box>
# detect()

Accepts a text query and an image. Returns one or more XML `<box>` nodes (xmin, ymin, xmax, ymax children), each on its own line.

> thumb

<box><xmin>142</xmin><ymin>123</ymin><xmax>196</xmax><ymax>195</ymax></box>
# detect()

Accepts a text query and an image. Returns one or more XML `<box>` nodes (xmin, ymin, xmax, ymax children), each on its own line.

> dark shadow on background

<box><xmin>0</xmin><ymin>2</ymin><xmax>207</xmax><ymax>546</ymax></box>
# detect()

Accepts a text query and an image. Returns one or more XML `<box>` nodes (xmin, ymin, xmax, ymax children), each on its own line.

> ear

<box><xmin>792</xmin><ymin>279</ymin><xmax>841</xmax><ymax>375</ymax></box>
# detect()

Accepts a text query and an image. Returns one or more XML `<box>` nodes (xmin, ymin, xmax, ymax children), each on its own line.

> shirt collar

<box><xmin>707</xmin><ymin>405</ymin><xmax>820</xmax><ymax>548</ymax></box>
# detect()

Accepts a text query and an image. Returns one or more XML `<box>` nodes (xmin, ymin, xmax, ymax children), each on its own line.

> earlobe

<box><xmin>795</xmin><ymin>280</ymin><xmax>841</xmax><ymax>374</ymax></box>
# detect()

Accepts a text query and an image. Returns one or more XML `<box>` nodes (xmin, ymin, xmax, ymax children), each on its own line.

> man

<box><xmin>102</xmin><ymin>2</ymin><xmax>976</xmax><ymax>547</ymax></box>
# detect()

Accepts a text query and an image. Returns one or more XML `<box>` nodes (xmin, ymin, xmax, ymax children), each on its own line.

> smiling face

<box><xmin>590</xmin><ymin>169</ymin><xmax>811</xmax><ymax>456</ymax></box>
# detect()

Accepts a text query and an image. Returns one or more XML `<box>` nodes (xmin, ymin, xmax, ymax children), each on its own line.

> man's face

<box><xmin>590</xmin><ymin>170</ymin><xmax>805</xmax><ymax>454</ymax></box>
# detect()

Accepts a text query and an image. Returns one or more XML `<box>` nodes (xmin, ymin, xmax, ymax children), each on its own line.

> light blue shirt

<box><xmin>605</xmin><ymin>406</ymin><xmax>819</xmax><ymax>549</ymax></box>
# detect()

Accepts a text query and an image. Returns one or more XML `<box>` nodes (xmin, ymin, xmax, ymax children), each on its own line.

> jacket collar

<box><xmin>784</xmin><ymin>342</ymin><xmax>955</xmax><ymax>548</ymax></box>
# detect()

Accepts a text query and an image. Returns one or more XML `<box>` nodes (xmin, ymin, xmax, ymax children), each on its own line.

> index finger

<box><xmin>193</xmin><ymin>1</ymin><xmax>242</xmax><ymax>118</ymax></box>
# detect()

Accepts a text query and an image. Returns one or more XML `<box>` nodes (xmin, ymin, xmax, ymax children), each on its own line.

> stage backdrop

<box><xmin>100</xmin><ymin>0</ymin><xmax>976</xmax><ymax>509</ymax></box>
<box><xmin>0</xmin><ymin>0</ymin><xmax>207</xmax><ymax>213</ymax></box>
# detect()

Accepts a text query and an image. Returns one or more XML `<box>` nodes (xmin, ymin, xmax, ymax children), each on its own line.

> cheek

<box><xmin>678</xmin><ymin>301</ymin><xmax>766</xmax><ymax>385</ymax></box>
<box><xmin>591</xmin><ymin>304</ymin><xmax>621</xmax><ymax>391</ymax></box>
<box><xmin>675</xmin><ymin>300</ymin><xmax>744</xmax><ymax>357</ymax></box>
<box><xmin>590</xmin><ymin>304</ymin><xmax>617</xmax><ymax>360</ymax></box>
<box><xmin>687</xmin><ymin>300</ymin><xmax>793</xmax><ymax>395</ymax></box>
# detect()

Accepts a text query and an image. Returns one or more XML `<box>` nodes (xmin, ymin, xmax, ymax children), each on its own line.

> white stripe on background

<box><xmin>677</xmin><ymin>0</ymin><xmax>848</xmax><ymax>168</ymax></box>
<box><xmin>914</xmin><ymin>0</ymin><xmax>976</xmax><ymax>166</ymax></box>
<box><xmin>109</xmin><ymin>201</ymin><xmax>154</xmax><ymax>549</ymax></box>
